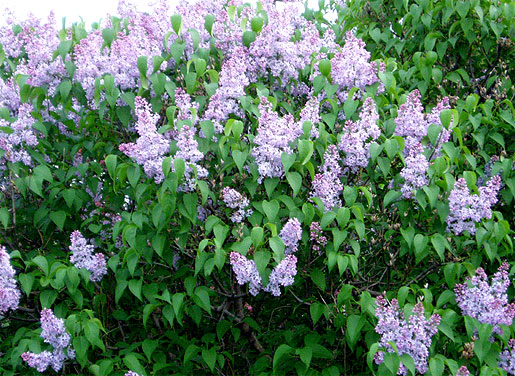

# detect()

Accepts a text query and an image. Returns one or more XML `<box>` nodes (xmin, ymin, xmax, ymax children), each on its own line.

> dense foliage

<box><xmin>0</xmin><ymin>0</ymin><xmax>514</xmax><ymax>375</ymax></box>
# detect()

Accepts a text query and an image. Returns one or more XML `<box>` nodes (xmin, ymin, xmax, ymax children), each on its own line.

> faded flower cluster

<box><xmin>222</xmin><ymin>187</ymin><xmax>253</xmax><ymax>223</ymax></box>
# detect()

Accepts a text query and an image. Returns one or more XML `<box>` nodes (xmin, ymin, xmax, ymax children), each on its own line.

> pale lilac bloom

<box><xmin>174</xmin><ymin>125</ymin><xmax>208</xmax><ymax>192</ymax></box>
<box><xmin>229</xmin><ymin>252</ymin><xmax>262</xmax><ymax>296</ymax></box>
<box><xmin>447</xmin><ymin>175</ymin><xmax>502</xmax><ymax>235</ymax></box>
<box><xmin>22</xmin><ymin>309</ymin><xmax>75</xmax><ymax>372</ymax></box>
<box><xmin>311</xmin><ymin>145</ymin><xmax>343</xmax><ymax>211</ymax></box>
<box><xmin>119</xmin><ymin>97</ymin><xmax>170</xmax><ymax>184</ymax></box>
<box><xmin>280</xmin><ymin>218</ymin><xmax>302</xmax><ymax>255</ymax></box>
<box><xmin>0</xmin><ymin>245</ymin><xmax>20</xmax><ymax>314</ymax></box>
<box><xmin>374</xmin><ymin>295</ymin><xmax>440</xmax><ymax>375</ymax></box>
<box><xmin>69</xmin><ymin>231</ymin><xmax>107</xmax><ymax>282</ymax></box>
<box><xmin>339</xmin><ymin>97</ymin><xmax>380</xmax><ymax>171</ymax></box>
<box><xmin>264</xmin><ymin>255</ymin><xmax>297</xmax><ymax>296</ymax></box>
<box><xmin>454</xmin><ymin>263</ymin><xmax>515</xmax><ymax>337</ymax></box>
<box><xmin>456</xmin><ymin>366</ymin><xmax>471</xmax><ymax>376</ymax></box>
<box><xmin>499</xmin><ymin>339</ymin><xmax>515</xmax><ymax>375</ymax></box>
<box><xmin>222</xmin><ymin>187</ymin><xmax>253</xmax><ymax>223</ymax></box>
<box><xmin>125</xmin><ymin>372</ymin><xmax>143</xmax><ymax>376</ymax></box>
<box><xmin>310</xmin><ymin>222</ymin><xmax>327</xmax><ymax>252</ymax></box>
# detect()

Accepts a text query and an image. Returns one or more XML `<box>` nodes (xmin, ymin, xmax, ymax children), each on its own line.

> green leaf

<box><xmin>19</xmin><ymin>273</ymin><xmax>34</xmax><ymax>296</ymax></box>
<box><xmin>383</xmin><ymin>190</ymin><xmax>401</xmax><ymax>207</ymax></box>
<box><xmin>296</xmin><ymin>347</ymin><xmax>312</xmax><ymax>369</ymax></box>
<box><xmin>202</xmin><ymin>348</ymin><xmax>217</xmax><ymax>372</ymax></box>
<box><xmin>319</xmin><ymin>59</ymin><xmax>331</xmax><ymax>77</ymax></box>
<box><xmin>142</xmin><ymin>339</ymin><xmax>159</xmax><ymax>362</ymax></box>
<box><xmin>0</xmin><ymin>207</ymin><xmax>9</xmax><ymax>229</ymax></box>
<box><xmin>254</xmin><ymin>251</ymin><xmax>270</xmax><ymax>279</ymax></box>
<box><xmin>281</xmin><ymin>152</ymin><xmax>296</xmax><ymax>173</ymax></box>
<box><xmin>310</xmin><ymin>268</ymin><xmax>326</xmax><ymax>291</ymax></box>
<box><xmin>124</xmin><ymin>354</ymin><xmax>147</xmax><ymax>376</ymax></box>
<box><xmin>262</xmin><ymin>200</ymin><xmax>279</xmax><ymax>222</ymax></box>
<box><xmin>242</xmin><ymin>31</ymin><xmax>257</xmax><ymax>47</ymax></box>
<box><xmin>251</xmin><ymin>227</ymin><xmax>264</xmax><ymax>249</ymax></box>
<box><xmin>310</xmin><ymin>302</ymin><xmax>324</xmax><ymax>325</ymax></box>
<box><xmin>32</xmin><ymin>255</ymin><xmax>49</xmax><ymax>275</ymax></box>
<box><xmin>50</xmin><ymin>211</ymin><xmax>67</xmax><ymax>231</ymax></box>
<box><xmin>273</xmin><ymin>344</ymin><xmax>294</xmax><ymax>371</ymax></box>
<box><xmin>184</xmin><ymin>344</ymin><xmax>199</xmax><ymax>364</ymax></box>
<box><xmin>170</xmin><ymin>14</ymin><xmax>182</xmax><ymax>34</ymax></box>
<box><xmin>298</xmin><ymin>140</ymin><xmax>313</xmax><ymax>165</ymax></box>
<box><xmin>346</xmin><ymin>315</ymin><xmax>365</xmax><ymax>349</ymax></box>
<box><xmin>193</xmin><ymin>287</ymin><xmax>211</xmax><ymax>315</ymax></box>
<box><xmin>105</xmin><ymin>154</ymin><xmax>117</xmax><ymax>180</ymax></box>
<box><xmin>251</xmin><ymin>16</ymin><xmax>264</xmax><ymax>33</ymax></box>
<box><xmin>128</xmin><ymin>279</ymin><xmax>143</xmax><ymax>301</ymax></box>
<box><xmin>413</xmin><ymin>234</ymin><xmax>428</xmax><ymax>263</ymax></box>
<box><xmin>232</xmin><ymin>150</ymin><xmax>247</xmax><ymax>172</ymax></box>
<box><xmin>286</xmin><ymin>172</ymin><xmax>302</xmax><ymax>197</ymax></box>
<box><xmin>84</xmin><ymin>320</ymin><xmax>105</xmax><ymax>351</ymax></box>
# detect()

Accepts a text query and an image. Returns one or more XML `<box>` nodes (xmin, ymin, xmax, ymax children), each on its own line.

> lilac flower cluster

<box><xmin>454</xmin><ymin>263</ymin><xmax>515</xmax><ymax>336</ymax></box>
<box><xmin>329</xmin><ymin>32</ymin><xmax>382</xmax><ymax>97</ymax></box>
<box><xmin>310</xmin><ymin>222</ymin><xmax>327</xmax><ymax>253</ymax></box>
<box><xmin>222</xmin><ymin>187</ymin><xmax>253</xmax><ymax>223</ymax></box>
<box><xmin>69</xmin><ymin>231</ymin><xmax>107</xmax><ymax>282</ymax></box>
<box><xmin>394</xmin><ymin>91</ymin><xmax>451</xmax><ymax>198</ymax></box>
<box><xmin>175</xmin><ymin>88</ymin><xmax>199</xmax><ymax>124</ymax></box>
<box><xmin>251</xmin><ymin>97</ymin><xmax>302</xmax><ymax>181</ymax></box>
<box><xmin>374</xmin><ymin>295</ymin><xmax>441</xmax><ymax>375</ymax></box>
<box><xmin>22</xmin><ymin>309</ymin><xmax>75</xmax><ymax>372</ymax></box>
<box><xmin>280</xmin><ymin>218</ymin><xmax>302</xmax><ymax>255</ymax></box>
<box><xmin>446</xmin><ymin>175</ymin><xmax>502</xmax><ymax>235</ymax></box>
<box><xmin>74</xmin><ymin>1</ymin><xmax>170</xmax><ymax>101</ymax></box>
<box><xmin>125</xmin><ymin>372</ymin><xmax>143</xmax><ymax>376</ymax></box>
<box><xmin>173</xmin><ymin>125</ymin><xmax>208</xmax><ymax>191</ymax></box>
<box><xmin>0</xmin><ymin>245</ymin><xmax>20</xmax><ymax>314</ymax></box>
<box><xmin>264</xmin><ymin>255</ymin><xmax>298</xmax><ymax>296</ymax></box>
<box><xmin>457</xmin><ymin>366</ymin><xmax>471</xmax><ymax>376</ymax></box>
<box><xmin>119</xmin><ymin>96</ymin><xmax>170</xmax><ymax>184</ymax></box>
<box><xmin>311</xmin><ymin>145</ymin><xmax>343</xmax><ymax>211</ymax></box>
<box><xmin>0</xmin><ymin>103</ymin><xmax>38</xmax><ymax>166</ymax></box>
<box><xmin>229</xmin><ymin>252</ymin><xmax>262</xmax><ymax>296</ymax></box>
<box><xmin>339</xmin><ymin>97</ymin><xmax>380</xmax><ymax>171</ymax></box>
<box><xmin>499</xmin><ymin>339</ymin><xmax>515</xmax><ymax>375</ymax></box>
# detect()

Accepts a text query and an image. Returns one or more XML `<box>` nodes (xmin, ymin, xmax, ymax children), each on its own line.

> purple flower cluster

<box><xmin>119</xmin><ymin>97</ymin><xmax>170</xmax><ymax>184</ymax></box>
<box><xmin>311</xmin><ymin>145</ymin><xmax>343</xmax><ymax>211</ymax></box>
<box><xmin>446</xmin><ymin>175</ymin><xmax>502</xmax><ymax>235</ymax></box>
<box><xmin>229</xmin><ymin>252</ymin><xmax>262</xmax><ymax>296</ymax></box>
<box><xmin>125</xmin><ymin>372</ymin><xmax>143</xmax><ymax>376</ymax></box>
<box><xmin>329</xmin><ymin>32</ymin><xmax>382</xmax><ymax>96</ymax></box>
<box><xmin>251</xmin><ymin>97</ymin><xmax>302</xmax><ymax>181</ymax></box>
<box><xmin>175</xmin><ymin>88</ymin><xmax>199</xmax><ymax>124</ymax></box>
<box><xmin>457</xmin><ymin>366</ymin><xmax>471</xmax><ymax>376</ymax></box>
<box><xmin>69</xmin><ymin>231</ymin><xmax>107</xmax><ymax>282</ymax></box>
<box><xmin>394</xmin><ymin>91</ymin><xmax>451</xmax><ymax>198</ymax></box>
<box><xmin>174</xmin><ymin>125</ymin><xmax>208</xmax><ymax>192</ymax></box>
<box><xmin>22</xmin><ymin>309</ymin><xmax>75</xmax><ymax>372</ymax></box>
<box><xmin>454</xmin><ymin>263</ymin><xmax>515</xmax><ymax>336</ymax></box>
<box><xmin>222</xmin><ymin>187</ymin><xmax>253</xmax><ymax>223</ymax></box>
<box><xmin>374</xmin><ymin>295</ymin><xmax>441</xmax><ymax>375</ymax></box>
<box><xmin>264</xmin><ymin>255</ymin><xmax>298</xmax><ymax>297</ymax></box>
<box><xmin>339</xmin><ymin>97</ymin><xmax>380</xmax><ymax>171</ymax></box>
<box><xmin>0</xmin><ymin>245</ymin><xmax>20</xmax><ymax>314</ymax></box>
<box><xmin>499</xmin><ymin>339</ymin><xmax>515</xmax><ymax>375</ymax></box>
<box><xmin>280</xmin><ymin>218</ymin><xmax>302</xmax><ymax>255</ymax></box>
<box><xmin>0</xmin><ymin>103</ymin><xmax>38</xmax><ymax>166</ymax></box>
<box><xmin>310</xmin><ymin>222</ymin><xmax>327</xmax><ymax>253</ymax></box>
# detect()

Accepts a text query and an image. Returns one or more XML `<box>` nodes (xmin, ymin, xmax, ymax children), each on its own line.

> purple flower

<box><xmin>280</xmin><ymin>218</ymin><xmax>302</xmax><ymax>255</ymax></box>
<box><xmin>69</xmin><ymin>231</ymin><xmax>107</xmax><ymax>282</ymax></box>
<box><xmin>454</xmin><ymin>263</ymin><xmax>515</xmax><ymax>337</ymax></box>
<box><xmin>0</xmin><ymin>245</ymin><xmax>20</xmax><ymax>314</ymax></box>
<box><xmin>499</xmin><ymin>339</ymin><xmax>515</xmax><ymax>375</ymax></box>
<box><xmin>264</xmin><ymin>255</ymin><xmax>297</xmax><ymax>297</ymax></box>
<box><xmin>229</xmin><ymin>252</ymin><xmax>262</xmax><ymax>296</ymax></box>
<box><xmin>222</xmin><ymin>187</ymin><xmax>253</xmax><ymax>223</ymax></box>
<box><xmin>339</xmin><ymin>97</ymin><xmax>380</xmax><ymax>171</ymax></box>
<box><xmin>125</xmin><ymin>372</ymin><xmax>143</xmax><ymax>376</ymax></box>
<box><xmin>311</xmin><ymin>145</ymin><xmax>343</xmax><ymax>211</ymax></box>
<box><xmin>457</xmin><ymin>366</ymin><xmax>471</xmax><ymax>376</ymax></box>
<box><xmin>374</xmin><ymin>295</ymin><xmax>440</xmax><ymax>375</ymax></box>
<box><xmin>119</xmin><ymin>96</ymin><xmax>170</xmax><ymax>184</ymax></box>
<box><xmin>310</xmin><ymin>222</ymin><xmax>327</xmax><ymax>252</ymax></box>
<box><xmin>174</xmin><ymin>125</ymin><xmax>208</xmax><ymax>192</ymax></box>
<box><xmin>447</xmin><ymin>175</ymin><xmax>502</xmax><ymax>235</ymax></box>
<box><xmin>22</xmin><ymin>309</ymin><xmax>75</xmax><ymax>372</ymax></box>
